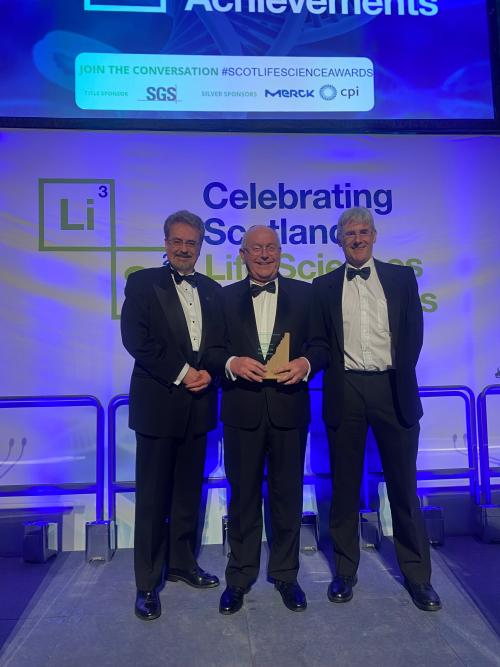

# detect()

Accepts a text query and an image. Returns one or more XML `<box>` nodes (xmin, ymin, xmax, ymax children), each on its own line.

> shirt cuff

<box><xmin>301</xmin><ymin>357</ymin><xmax>311</xmax><ymax>382</ymax></box>
<box><xmin>174</xmin><ymin>363</ymin><xmax>190</xmax><ymax>386</ymax></box>
<box><xmin>225</xmin><ymin>356</ymin><xmax>237</xmax><ymax>381</ymax></box>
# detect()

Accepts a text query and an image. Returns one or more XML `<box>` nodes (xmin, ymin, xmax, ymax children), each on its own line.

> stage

<box><xmin>1</xmin><ymin>537</ymin><xmax>499</xmax><ymax>667</ymax></box>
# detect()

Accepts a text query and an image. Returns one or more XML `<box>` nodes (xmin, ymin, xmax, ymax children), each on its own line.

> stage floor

<box><xmin>1</xmin><ymin>537</ymin><xmax>499</xmax><ymax>667</ymax></box>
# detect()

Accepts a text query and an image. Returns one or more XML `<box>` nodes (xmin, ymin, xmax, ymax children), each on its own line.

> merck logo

<box><xmin>265</xmin><ymin>89</ymin><xmax>314</xmax><ymax>99</ymax></box>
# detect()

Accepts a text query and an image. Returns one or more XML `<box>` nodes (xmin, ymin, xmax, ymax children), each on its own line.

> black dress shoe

<box><xmin>167</xmin><ymin>566</ymin><xmax>220</xmax><ymax>588</ymax></box>
<box><xmin>327</xmin><ymin>575</ymin><xmax>357</xmax><ymax>603</ymax></box>
<box><xmin>135</xmin><ymin>589</ymin><xmax>161</xmax><ymax>621</ymax></box>
<box><xmin>219</xmin><ymin>585</ymin><xmax>249</xmax><ymax>615</ymax></box>
<box><xmin>275</xmin><ymin>581</ymin><xmax>307</xmax><ymax>612</ymax></box>
<box><xmin>404</xmin><ymin>580</ymin><xmax>442</xmax><ymax>611</ymax></box>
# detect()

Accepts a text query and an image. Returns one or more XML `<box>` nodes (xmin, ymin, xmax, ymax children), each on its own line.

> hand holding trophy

<box><xmin>263</xmin><ymin>332</ymin><xmax>290</xmax><ymax>380</ymax></box>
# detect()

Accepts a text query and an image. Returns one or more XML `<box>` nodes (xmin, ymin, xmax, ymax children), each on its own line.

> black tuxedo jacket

<box><xmin>120</xmin><ymin>266</ymin><xmax>222</xmax><ymax>438</ymax></box>
<box><xmin>216</xmin><ymin>276</ymin><xmax>327</xmax><ymax>430</ymax></box>
<box><xmin>311</xmin><ymin>259</ymin><xmax>423</xmax><ymax>428</ymax></box>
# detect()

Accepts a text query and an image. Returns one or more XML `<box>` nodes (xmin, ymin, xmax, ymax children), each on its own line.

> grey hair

<box><xmin>337</xmin><ymin>207</ymin><xmax>376</xmax><ymax>240</ymax></box>
<box><xmin>241</xmin><ymin>225</ymin><xmax>281</xmax><ymax>249</ymax></box>
<box><xmin>163</xmin><ymin>210</ymin><xmax>205</xmax><ymax>242</ymax></box>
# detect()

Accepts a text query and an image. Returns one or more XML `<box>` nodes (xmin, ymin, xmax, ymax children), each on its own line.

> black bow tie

<box><xmin>347</xmin><ymin>266</ymin><xmax>371</xmax><ymax>281</ymax></box>
<box><xmin>250</xmin><ymin>281</ymin><xmax>276</xmax><ymax>298</ymax></box>
<box><xmin>167</xmin><ymin>264</ymin><xmax>197</xmax><ymax>287</ymax></box>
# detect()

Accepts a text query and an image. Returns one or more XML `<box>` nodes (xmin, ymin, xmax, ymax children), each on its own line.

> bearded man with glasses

<box><xmin>121</xmin><ymin>210</ymin><xmax>223</xmax><ymax>621</ymax></box>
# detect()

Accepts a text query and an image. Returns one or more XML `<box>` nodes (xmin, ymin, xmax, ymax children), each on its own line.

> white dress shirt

<box><xmin>342</xmin><ymin>257</ymin><xmax>394</xmax><ymax>371</ymax></box>
<box><xmin>173</xmin><ymin>273</ymin><xmax>203</xmax><ymax>384</ymax></box>
<box><xmin>252</xmin><ymin>280</ymin><xmax>279</xmax><ymax>359</ymax></box>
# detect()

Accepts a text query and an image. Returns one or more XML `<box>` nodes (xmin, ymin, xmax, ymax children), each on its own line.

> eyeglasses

<box><xmin>342</xmin><ymin>229</ymin><xmax>374</xmax><ymax>240</ymax></box>
<box><xmin>166</xmin><ymin>238</ymin><xmax>200</xmax><ymax>250</ymax></box>
<box><xmin>243</xmin><ymin>244</ymin><xmax>280</xmax><ymax>256</ymax></box>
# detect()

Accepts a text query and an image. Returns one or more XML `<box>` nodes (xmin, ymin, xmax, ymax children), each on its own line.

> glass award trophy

<box><xmin>259</xmin><ymin>332</ymin><xmax>290</xmax><ymax>380</ymax></box>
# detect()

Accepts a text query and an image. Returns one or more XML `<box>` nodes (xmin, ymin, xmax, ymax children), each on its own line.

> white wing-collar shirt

<box><xmin>342</xmin><ymin>257</ymin><xmax>395</xmax><ymax>371</ymax></box>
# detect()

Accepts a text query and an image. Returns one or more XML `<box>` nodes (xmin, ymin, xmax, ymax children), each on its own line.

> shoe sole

<box><xmin>219</xmin><ymin>602</ymin><xmax>243</xmax><ymax>615</ymax></box>
<box><xmin>283</xmin><ymin>602</ymin><xmax>307</xmax><ymax>612</ymax></box>
<box><xmin>167</xmin><ymin>575</ymin><xmax>219</xmax><ymax>588</ymax></box>
<box><xmin>134</xmin><ymin>609</ymin><xmax>161</xmax><ymax>621</ymax></box>
<box><xmin>327</xmin><ymin>591</ymin><xmax>353</xmax><ymax>603</ymax></box>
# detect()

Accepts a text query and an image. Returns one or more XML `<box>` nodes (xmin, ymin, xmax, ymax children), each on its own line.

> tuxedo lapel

<box><xmin>153</xmin><ymin>269</ymin><xmax>192</xmax><ymax>360</ymax></box>
<box><xmin>197</xmin><ymin>279</ymin><xmax>215</xmax><ymax>358</ymax></box>
<box><xmin>328</xmin><ymin>265</ymin><xmax>345</xmax><ymax>352</ymax></box>
<box><xmin>237</xmin><ymin>279</ymin><xmax>262</xmax><ymax>361</ymax></box>
<box><xmin>268</xmin><ymin>276</ymin><xmax>291</xmax><ymax>362</ymax></box>
<box><xmin>374</xmin><ymin>260</ymin><xmax>401</xmax><ymax>347</ymax></box>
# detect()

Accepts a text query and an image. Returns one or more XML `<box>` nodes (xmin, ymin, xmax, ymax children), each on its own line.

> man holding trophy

<box><xmin>215</xmin><ymin>225</ymin><xmax>326</xmax><ymax>615</ymax></box>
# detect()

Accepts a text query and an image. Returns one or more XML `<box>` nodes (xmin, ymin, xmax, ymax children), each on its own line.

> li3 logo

<box><xmin>39</xmin><ymin>179</ymin><xmax>115</xmax><ymax>250</ymax></box>
<box><xmin>38</xmin><ymin>178</ymin><xmax>142</xmax><ymax>320</ymax></box>
<box><xmin>38</xmin><ymin>178</ymin><xmax>121</xmax><ymax>316</ymax></box>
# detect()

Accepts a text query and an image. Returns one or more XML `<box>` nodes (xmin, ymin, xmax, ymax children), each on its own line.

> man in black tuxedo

<box><xmin>215</xmin><ymin>225</ymin><xmax>325</xmax><ymax>615</ymax></box>
<box><xmin>311</xmin><ymin>206</ymin><xmax>441</xmax><ymax>612</ymax></box>
<box><xmin>121</xmin><ymin>210</ymin><xmax>222</xmax><ymax>621</ymax></box>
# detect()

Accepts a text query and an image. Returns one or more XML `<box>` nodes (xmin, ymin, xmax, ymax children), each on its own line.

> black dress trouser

<box><xmin>134</xmin><ymin>425</ymin><xmax>207</xmax><ymax>591</ymax></box>
<box><xmin>327</xmin><ymin>371</ymin><xmax>431</xmax><ymax>584</ymax></box>
<box><xmin>224</xmin><ymin>398</ymin><xmax>307</xmax><ymax>589</ymax></box>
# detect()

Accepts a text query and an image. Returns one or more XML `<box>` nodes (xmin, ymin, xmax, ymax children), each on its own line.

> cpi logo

<box><xmin>319</xmin><ymin>84</ymin><xmax>360</xmax><ymax>101</ymax></box>
<box><xmin>145</xmin><ymin>86</ymin><xmax>177</xmax><ymax>102</ymax></box>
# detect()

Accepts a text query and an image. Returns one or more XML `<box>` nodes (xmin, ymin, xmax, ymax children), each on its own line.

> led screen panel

<box><xmin>0</xmin><ymin>0</ymin><xmax>497</xmax><ymax>128</ymax></box>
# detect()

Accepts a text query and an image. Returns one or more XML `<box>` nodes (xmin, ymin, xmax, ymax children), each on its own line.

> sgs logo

<box><xmin>145</xmin><ymin>86</ymin><xmax>177</xmax><ymax>102</ymax></box>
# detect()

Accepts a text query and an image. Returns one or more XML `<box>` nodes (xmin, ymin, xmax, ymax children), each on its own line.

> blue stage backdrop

<box><xmin>0</xmin><ymin>130</ymin><xmax>499</xmax><ymax>548</ymax></box>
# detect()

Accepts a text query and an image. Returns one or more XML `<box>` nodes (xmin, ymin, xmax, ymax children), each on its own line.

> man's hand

<box><xmin>183</xmin><ymin>367</ymin><xmax>212</xmax><ymax>393</ymax></box>
<box><xmin>275</xmin><ymin>357</ymin><xmax>309</xmax><ymax>385</ymax></box>
<box><xmin>230</xmin><ymin>357</ymin><xmax>267</xmax><ymax>383</ymax></box>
